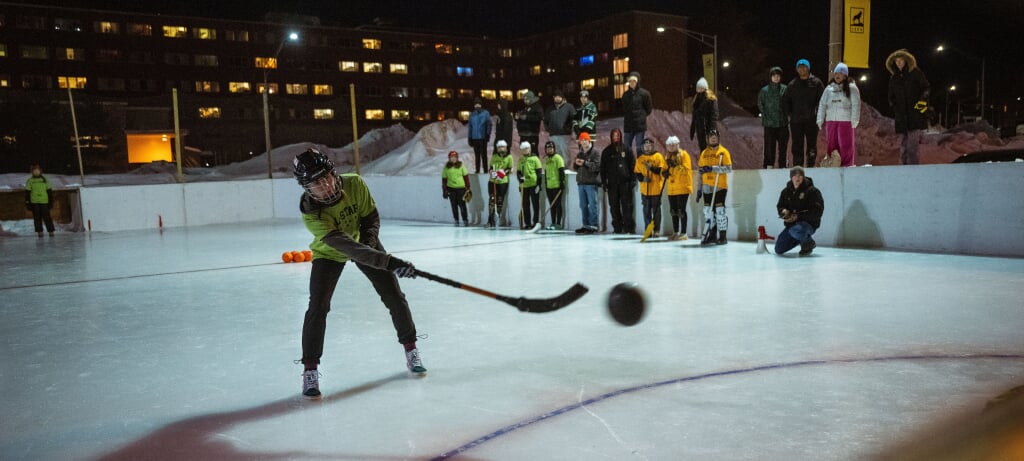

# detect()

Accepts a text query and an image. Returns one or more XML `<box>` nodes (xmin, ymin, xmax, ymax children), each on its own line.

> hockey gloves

<box><xmin>442</xmin><ymin>188</ymin><xmax>449</xmax><ymax>200</ymax></box>
<box><xmin>699</xmin><ymin>166</ymin><xmax>713</xmax><ymax>174</ymax></box>
<box><xmin>914</xmin><ymin>100</ymin><xmax>928</xmax><ymax>113</ymax></box>
<box><xmin>387</xmin><ymin>255</ymin><xmax>417</xmax><ymax>278</ymax></box>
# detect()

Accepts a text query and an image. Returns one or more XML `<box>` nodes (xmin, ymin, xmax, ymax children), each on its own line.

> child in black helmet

<box><xmin>292</xmin><ymin>148</ymin><xmax>425</xmax><ymax>400</ymax></box>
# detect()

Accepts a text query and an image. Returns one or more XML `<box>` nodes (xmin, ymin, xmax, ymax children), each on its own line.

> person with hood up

<box><xmin>601</xmin><ymin>128</ymin><xmax>637</xmax><ymax>234</ymax></box>
<box><xmin>775</xmin><ymin>166</ymin><xmax>824</xmax><ymax>256</ymax></box>
<box><xmin>782</xmin><ymin>59</ymin><xmax>825</xmax><ymax>167</ymax></box>
<box><xmin>690</xmin><ymin>77</ymin><xmax>719</xmax><ymax>152</ymax></box>
<box><xmin>467</xmin><ymin>98</ymin><xmax>492</xmax><ymax>174</ymax></box>
<box><xmin>621</xmin><ymin>71</ymin><xmax>653</xmax><ymax>155</ymax></box>
<box><xmin>886</xmin><ymin>48</ymin><xmax>931</xmax><ymax>165</ymax></box>
<box><xmin>817</xmin><ymin>62</ymin><xmax>861</xmax><ymax>167</ymax></box>
<box><xmin>758</xmin><ymin>66</ymin><xmax>789</xmax><ymax>169</ymax></box>
<box><xmin>516</xmin><ymin>90</ymin><xmax>543</xmax><ymax>153</ymax></box>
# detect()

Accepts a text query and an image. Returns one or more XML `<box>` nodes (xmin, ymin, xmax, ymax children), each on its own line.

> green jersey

<box><xmin>518</xmin><ymin>155</ymin><xmax>542</xmax><ymax>188</ymax></box>
<box><xmin>301</xmin><ymin>174</ymin><xmax>376</xmax><ymax>263</ymax></box>
<box><xmin>544</xmin><ymin>154</ymin><xmax>566</xmax><ymax>189</ymax></box>
<box><xmin>490</xmin><ymin>154</ymin><xmax>513</xmax><ymax>184</ymax></box>
<box><xmin>442</xmin><ymin>163</ymin><xmax>468</xmax><ymax>188</ymax></box>
<box><xmin>26</xmin><ymin>175</ymin><xmax>51</xmax><ymax>204</ymax></box>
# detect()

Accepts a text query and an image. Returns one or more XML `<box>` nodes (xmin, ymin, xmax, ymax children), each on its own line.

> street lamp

<box><xmin>936</xmin><ymin>43</ymin><xmax>985</xmax><ymax>122</ymax></box>
<box><xmin>263</xmin><ymin>31</ymin><xmax>299</xmax><ymax>179</ymax></box>
<box><xmin>656</xmin><ymin>25</ymin><xmax>718</xmax><ymax>94</ymax></box>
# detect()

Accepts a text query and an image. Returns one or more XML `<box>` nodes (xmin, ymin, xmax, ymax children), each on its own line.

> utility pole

<box><xmin>829</xmin><ymin>0</ymin><xmax>843</xmax><ymax>77</ymax></box>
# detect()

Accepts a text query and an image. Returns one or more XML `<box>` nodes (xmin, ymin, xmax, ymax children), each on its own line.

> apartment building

<box><xmin>0</xmin><ymin>3</ymin><xmax>691</xmax><ymax>170</ymax></box>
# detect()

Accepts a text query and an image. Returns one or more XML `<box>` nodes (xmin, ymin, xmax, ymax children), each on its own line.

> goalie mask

<box><xmin>293</xmin><ymin>149</ymin><xmax>344</xmax><ymax>204</ymax></box>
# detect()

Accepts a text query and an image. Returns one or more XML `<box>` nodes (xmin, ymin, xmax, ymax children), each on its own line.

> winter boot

<box><xmin>701</xmin><ymin>227</ymin><xmax>717</xmax><ymax>246</ymax></box>
<box><xmin>302</xmin><ymin>369</ymin><xmax>322</xmax><ymax>400</ymax></box>
<box><xmin>716</xmin><ymin>230</ymin><xmax>728</xmax><ymax>245</ymax></box>
<box><xmin>405</xmin><ymin>348</ymin><xmax>427</xmax><ymax>376</ymax></box>
<box><xmin>799</xmin><ymin>239</ymin><xmax>816</xmax><ymax>256</ymax></box>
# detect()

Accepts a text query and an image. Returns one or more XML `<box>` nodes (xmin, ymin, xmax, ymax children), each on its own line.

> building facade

<box><xmin>0</xmin><ymin>3</ymin><xmax>690</xmax><ymax>171</ymax></box>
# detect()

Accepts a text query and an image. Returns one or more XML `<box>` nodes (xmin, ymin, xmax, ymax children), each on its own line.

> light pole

<box><xmin>656</xmin><ymin>25</ymin><xmax>718</xmax><ymax>94</ymax></box>
<box><xmin>945</xmin><ymin>84</ymin><xmax>957</xmax><ymax>128</ymax></box>
<box><xmin>263</xmin><ymin>31</ymin><xmax>299</xmax><ymax>179</ymax></box>
<box><xmin>936</xmin><ymin>44</ymin><xmax>985</xmax><ymax>122</ymax></box>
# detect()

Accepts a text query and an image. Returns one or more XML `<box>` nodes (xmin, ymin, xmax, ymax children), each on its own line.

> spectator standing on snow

<box><xmin>621</xmin><ymin>71</ymin><xmax>653</xmax><ymax>156</ymax></box>
<box><xmin>493</xmin><ymin>99</ymin><xmax>514</xmax><ymax>155</ymax></box>
<box><xmin>572</xmin><ymin>89</ymin><xmax>598</xmax><ymax>139</ymax></box>
<box><xmin>516</xmin><ymin>91</ymin><xmax>543</xmax><ymax>153</ymax></box>
<box><xmin>782</xmin><ymin>59</ymin><xmax>825</xmax><ymax>167</ymax></box>
<box><xmin>545</xmin><ymin>90</ymin><xmax>577</xmax><ymax>160</ymax></box>
<box><xmin>467</xmin><ymin>98</ymin><xmax>492</xmax><ymax>174</ymax></box>
<box><xmin>690</xmin><ymin>77</ymin><xmax>719</xmax><ymax>153</ymax></box>
<box><xmin>758</xmin><ymin>66</ymin><xmax>789</xmax><ymax>169</ymax></box>
<box><xmin>886</xmin><ymin>49</ymin><xmax>931</xmax><ymax>165</ymax></box>
<box><xmin>817</xmin><ymin>62</ymin><xmax>861</xmax><ymax>167</ymax></box>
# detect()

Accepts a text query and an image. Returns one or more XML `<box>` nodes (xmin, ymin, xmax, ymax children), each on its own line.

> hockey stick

<box><xmin>413</xmin><ymin>269</ymin><xmax>589</xmax><ymax>313</ymax></box>
<box><xmin>701</xmin><ymin>153</ymin><xmax>725</xmax><ymax>243</ymax></box>
<box><xmin>640</xmin><ymin>166</ymin><xmax>668</xmax><ymax>242</ymax></box>
<box><xmin>527</xmin><ymin>187</ymin><xmax>563</xmax><ymax>233</ymax></box>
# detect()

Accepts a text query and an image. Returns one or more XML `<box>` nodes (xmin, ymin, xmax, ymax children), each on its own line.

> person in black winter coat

<box><xmin>621</xmin><ymin>71</ymin><xmax>653</xmax><ymax>156</ymax></box>
<box><xmin>782</xmin><ymin>59</ymin><xmax>825</xmax><ymax>167</ymax></box>
<box><xmin>689</xmin><ymin>77</ymin><xmax>718</xmax><ymax>152</ymax></box>
<box><xmin>886</xmin><ymin>49</ymin><xmax>931</xmax><ymax>165</ymax></box>
<box><xmin>600</xmin><ymin>128</ymin><xmax>637</xmax><ymax>234</ymax></box>
<box><xmin>774</xmin><ymin>166</ymin><xmax>824</xmax><ymax>256</ymax></box>
<box><xmin>493</xmin><ymin>98</ymin><xmax>514</xmax><ymax>156</ymax></box>
<box><xmin>516</xmin><ymin>91</ymin><xmax>544</xmax><ymax>153</ymax></box>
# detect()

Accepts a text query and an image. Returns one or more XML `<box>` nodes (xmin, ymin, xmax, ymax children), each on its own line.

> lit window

<box><xmin>436</xmin><ymin>88</ymin><xmax>453</xmax><ymax>99</ymax></box>
<box><xmin>456</xmin><ymin>66</ymin><xmax>474</xmax><ymax>77</ymax></box>
<box><xmin>58</xmin><ymin>76</ymin><xmax>87</xmax><ymax>89</ymax></box>
<box><xmin>530</xmin><ymin>65</ymin><xmax>541</xmax><ymax>76</ymax></box>
<box><xmin>94</xmin><ymin>21</ymin><xmax>120</xmax><ymax>34</ymax></box>
<box><xmin>580</xmin><ymin>78</ymin><xmax>595</xmax><ymax>90</ymax></box>
<box><xmin>255</xmin><ymin>57</ymin><xmax>277</xmax><ymax>69</ymax></box>
<box><xmin>457</xmin><ymin>111</ymin><xmax>470</xmax><ymax>121</ymax></box>
<box><xmin>391</xmin><ymin>110</ymin><xmax>410</xmax><ymax>121</ymax></box>
<box><xmin>613</xmin><ymin>33</ymin><xmax>628</xmax><ymax>50</ymax></box>
<box><xmin>614</xmin><ymin>83</ymin><xmax>628</xmax><ymax>99</ymax></box>
<box><xmin>579</xmin><ymin>55</ymin><xmax>594</xmax><ymax>66</ymax></box>
<box><xmin>193</xmin><ymin>28</ymin><xmax>216</xmax><ymax>40</ymax></box>
<box><xmin>389</xmin><ymin>63</ymin><xmax>408</xmax><ymax>74</ymax></box>
<box><xmin>194</xmin><ymin>55</ymin><xmax>218</xmax><ymax>66</ymax></box>
<box><xmin>58</xmin><ymin>48</ymin><xmax>86</xmax><ymax>61</ymax></box>
<box><xmin>339</xmin><ymin>61</ymin><xmax>358</xmax><ymax>72</ymax></box>
<box><xmin>363</xmin><ymin>62</ymin><xmax>382</xmax><ymax>73</ymax></box>
<box><xmin>257</xmin><ymin>83</ymin><xmax>278</xmax><ymax>94</ymax></box>
<box><xmin>0</xmin><ymin>44</ymin><xmax>5</xmax><ymax>57</ymax></box>
<box><xmin>313</xmin><ymin>84</ymin><xmax>333</xmax><ymax>95</ymax></box>
<box><xmin>499</xmin><ymin>90</ymin><xmax>513</xmax><ymax>100</ymax></box>
<box><xmin>314</xmin><ymin>109</ymin><xmax>334</xmax><ymax>120</ymax></box>
<box><xmin>0</xmin><ymin>75</ymin><xmax>8</xmax><ymax>87</ymax></box>
<box><xmin>229</xmin><ymin>82</ymin><xmax>252</xmax><ymax>93</ymax></box>
<box><xmin>480</xmin><ymin>89</ymin><xmax>496</xmax><ymax>99</ymax></box>
<box><xmin>20</xmin><ymin>46</ymin><xmax>48</xmax><ymax>59</ymax></box>
<box><xmin>195</xmin><ymin>81</ymin><xmax>220</xmax><ymax>93</ymax></box>
<box><xmin>128</xmin><ymin>23</ymin><xmax>152</xmax><ymax>36</ymax></box>
<box><xmin>413</xmin><ymin>111</ymin><xmax>432</xmax><ymax>121</ymax></box>
<box><xmin>613</xmin><ymin>57</ymin><xmax>629</xmax><ymax>74</ymax></box>
<box><xmin>500</xmin><ymin>48</ymin><xmax>513</xmax><ymax>58</ymax></box>
<box><xmin>365</xmin><ymin>109</ymin><xmax>384</xmax><ymax>120</ymax></box>
<box><xmin>286</xmin><ymin>83</ymin><xmax>308</xmax><ymax>95</ymax></box>
<box><xmin>163</xmin><ymin>26</ymin><xmax>188</xmax><ymax>38</ymax></box>
<box><xmin>435</xmin><ymin>43</ymin><xmax>453</xmax><ymax>54</ymax></box>
<box><xmin>457</xmin><ymin>89</ymin><xmax>474</xmax><ymax>99</ymax></box>
<box><xmin>198</xmin><ymin>107</ymin><xmax>221</xmax><ymax>119</ymax></box>
<box><xmin>362</xmin><ymin>38</ymin><xmax>381</xmax><ymax>50</ymax></box>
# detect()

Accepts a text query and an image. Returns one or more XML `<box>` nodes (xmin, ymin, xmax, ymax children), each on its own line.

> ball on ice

<box><xmin>607</xmin><ymin>282</ymin><xmax>646</xmax><ymax>326</ymax></box>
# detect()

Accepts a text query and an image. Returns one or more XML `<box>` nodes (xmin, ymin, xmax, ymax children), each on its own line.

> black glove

<box><xmin>649</xmin><ymin>166</ymin><xmax>662</xmax><ymax>174</ymax></box>
<box><xmin>661</xmin><ymin>169</ymin><xmax>670</xmax><ymax>178</ymax></box>
<box><xmin>386</xmin><ymin>256</ymin><xmax>416</xmax><ymax>278</ymax></box>
<box><xmin>696</xmin><ymin>190</ymin><xmax>703</xmax><ymax>201</ymax></box>
<box><xmin>442</xmin><ymin>189</ymin><xmax>449</xmax><ymax>199</ymax></box>
<box><xmin>635</xmin><ymin>173</ymin><xmax>646</xmax><ymax>183</ymax></box>
<box><xmin>699</xmin><ymin>166</ymin><xmax>713</xmax><ymax>174</ymax></box>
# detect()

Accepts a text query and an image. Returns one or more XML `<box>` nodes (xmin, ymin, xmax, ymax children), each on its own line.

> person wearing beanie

<box><xmin>516</xmin><ymin>90</ymin><xmax>544</xmax><ymax>153</ymax></box>
<box><xmin>545</xmin><ymin>89</ymin><xmax>577</xmax><ymax>161</ymax></box>
<box><xmin>543</xmin><ymin>140</ymin><xmax>567</xmax><ymax>230</ymax></box>
<box><xmin>24</xmin><ymin>164</ymin><xmax>55</xmax><ymax>237</ymax></box>
<box><xmin>758</xmin><ymin>66</ymin><xmax>790</xmax><ymax>169</ymax></box>
<box><xmin>621</xmin><ymin>71</ymin><xmax>653</xmax><ymax>156</ymax></box>
<box><xmin>487</xmin><ymin>139</ymin><xmax>514</xmax><ymax>227</ymax></box>
<box><xmin>663</xmin><ymin>136</ymin><xmax>693</xmax><ymax>240</ymax></box>
<box><xmin>493</xmin><ymin>99</ymin><xmax>514</xmax><ymax>156</ymax></box>
<box><xmin>441</xmin><ymin>151</ymin><xmax>470</xmax><ymax>226</ymax></box>
<box><xmin>816</xmin><ymin>62</ymin><xmax>861</xmax><ymax>167</ymax></box>
<box><xmin>774</xmin><ymin>166</ymin><xmax>824</xmax><ymax>256</ymax></box>
<box><xmin>600</xmin><ymin>128</ymin><xmax>637</xmax><ymax>234</ymax></box>
<box><xmin>572</xmin><ymin>89</ymin><xmax>598</xmax><ymax>139</ymax></box>
<box><xmin>517</xmin><ymin>141</ymin><xmax>544</xmax><ymax>229</ymax></box>
<box><xmin>886</xmin><ymin>48</ymin><xmax>931</xmax><ymax>165</ymax></box>
<box><xmin>690</xmin><ymin>76</ymin><xmax>719</xmax><ymax>152</ymax></box>
<box><xmin>572</xmin><ymin>132</ymin><xmax>602</xmax><ymax>234</ymax></box>
<box><xmin>782</xmin><ymin>58</ymin><xmax>825</xmax><ymax>167</ymax></box>
<box><xmin>468</xmin><ymin>97</ymin><xmax>492</xmax><ymax>174</ymax></box>
<box><xmin>634</xmin><ymin>138</ymin><xmax>667</xmax><ymax>237</ymax></box>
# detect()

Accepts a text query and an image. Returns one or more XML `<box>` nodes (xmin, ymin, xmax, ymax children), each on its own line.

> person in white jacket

<box><xmin>817</xmin><ymin>62</ymin><xmax>860</xmax><ymax>167</ymax></box>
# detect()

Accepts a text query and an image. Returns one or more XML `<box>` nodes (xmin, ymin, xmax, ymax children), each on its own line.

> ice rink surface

<box><xmin>2</xmin><ymin>220</ymin><xmax>1023</xmax><ymax>461</ymax></box>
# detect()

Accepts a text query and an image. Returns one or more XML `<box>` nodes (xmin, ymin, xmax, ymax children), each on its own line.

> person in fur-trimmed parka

<box><xmin>886</xmin><ymin>49</ymin><xmax>931</xmax><ymax>165</ymax></box>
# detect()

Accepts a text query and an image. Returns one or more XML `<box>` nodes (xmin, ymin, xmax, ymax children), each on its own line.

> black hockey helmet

<box><xmin>293</xmin><ymin>148</ymin><xmax>334</xmax><ymax>186</ymax></box>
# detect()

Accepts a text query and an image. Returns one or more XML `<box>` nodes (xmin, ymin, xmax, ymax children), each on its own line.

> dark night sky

<box><xmin>45</xmin><ymin>0</ymin><xmax>1024</xmax><ymax>118</ymax></box>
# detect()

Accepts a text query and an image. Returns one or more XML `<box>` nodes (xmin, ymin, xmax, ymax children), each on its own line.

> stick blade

<box><xmin>640</xmin><ymin>222</ymin><xmax>655</xmax><ymax>242</ymax></box>
<box><xmin>509</xmin><ymin>283</ymin><xmax>589</xmax><ymax>313</ymax></box>
<box><xmin>526</xmin><ymin>222</ymin><xmax>543</xmax><ymax>234</ymax></box>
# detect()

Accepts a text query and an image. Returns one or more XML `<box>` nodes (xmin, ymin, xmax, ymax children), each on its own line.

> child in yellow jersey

<box><xmin>697</xmin><ymin>129</ymin><xmax>733</xmax><ymax>245</ymax></box>
<box><xmin>633</xmin><ymin>138</ymin><xmax>667</xmax><ymax>237</ymax></box>
<box><xmin>663</xmin><ymin>136</ymin><xmax>693</xmax><ymax>240</ymax></box>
